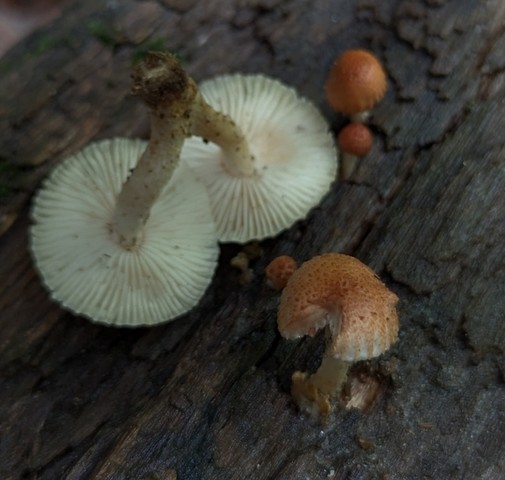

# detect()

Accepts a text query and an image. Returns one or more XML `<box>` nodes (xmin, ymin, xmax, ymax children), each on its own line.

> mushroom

<box><xmin>277</xmin><ymin>253</ymin><xmax>399</xmax><ymax>417</ymax></box>
<box><xmin>325</xmin><ymin>49</ymin><xmax>387</xmax><ymax>122</ymax></box>
<box><xmin>182</xmin><ymin>74</ymin><xmax>337</xmax><ymax>243</ymax></box>
<box><xmin>30</xmin><ymin>52</ymin><xmax>219</xmax><ymax>327</ymax></box>
<box><xmin>337</xmin><ymin>122</ymin><xmax>374</xmax><ymax>179</ymax></box>
<box><xmin>265</xmin><ymin>255</ymin><xmax>297</xmax><ymax>290</ymax></box>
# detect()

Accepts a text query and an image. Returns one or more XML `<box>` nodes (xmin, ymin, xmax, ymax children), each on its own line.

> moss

<box><xmin>0</xmin><ymin>160</ymin><xmax>16</xmax><ymax>175</ymax></box>
<box><xmin>0</xmin><ymin>60</ymin><xmax>13</xmax><ymax>74</ymax></box>
<box><xmin>131</xmin><ymin>38</ymin><xmax>189</xmax><ymax>66</ymax></box>
<box><xmin>31</xmin><ymin>35</ymin><xmax>72</xmax><ymax>56</ymax></box>
<box><xmin>0</xmin><ymin>34</ymin><xmax>73</xmax><ymax>74</ymax></box>
<box><xmin>0</xmin><ymin>184</ymin><xmax>13</xmax><ymax>200</ymax></box>
<box><xmin>87</xmin><ymin>19</ymin><xmax>123</xmax><ymax>47</ymax></box>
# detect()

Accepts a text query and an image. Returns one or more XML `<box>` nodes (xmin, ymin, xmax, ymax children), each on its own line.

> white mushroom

<box><xmin>182</xmin><ymin>74</ymin><xmax>337</xmax><ymax>243</ymax></box>
<box><xmin>30</xmin><ymin>53</ymin><xmax>219</xmax><ymax>327</ymax></box>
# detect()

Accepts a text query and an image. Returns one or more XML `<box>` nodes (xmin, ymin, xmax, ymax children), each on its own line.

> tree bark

<box><xmin>1</xmin><ymin>0</ymin><xmax>505</xmax><ymax>479</ymax></box>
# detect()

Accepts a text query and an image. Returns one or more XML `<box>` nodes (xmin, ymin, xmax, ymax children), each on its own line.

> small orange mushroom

<box><xmin>338</xmin><ymin>123</ymin><xmax>373</xmax><ymax>157</ymax></box>
<box><xmin>325</xmin><ymin>49</ymin><xmax>387</xmax><ymax>120</ymax></box>
<box><xmin>337</xmin><ymin>122</ymin><xmax>374</xmax><ymax>179</ymax></box>
<box><xmin>277</xmin><ymin>253</ymin><xmax>399</xmax><ymax>417</ymax></box>
<box><xmin>265</xmin><ymin>255</ymin><xmax>297</xmax><ymax>290</ymax></box>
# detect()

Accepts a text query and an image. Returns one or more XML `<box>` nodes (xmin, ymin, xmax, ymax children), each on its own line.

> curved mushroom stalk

<box><xmin>289</xmin><ymin>307</ymin><xmax>350</xmax><ymax>417</ymax></box>
<box><xmin>181</xmin><ymin>74</ymin><xmax>337</xmax><ymax>243</ymax></box>
<box><xmin>277</xmin><ymin>253</ymin><xmax>399</xmax><ymax>418</ymax></box>
<box><xmin>190</xmin><ymin>93</ymin><xmax>256</xmax><ymax>177</ymax></box>
<box><xmin>112</xmin><ymin>52</ymin><xmax>197</xmax><ymax>249</ymax></box>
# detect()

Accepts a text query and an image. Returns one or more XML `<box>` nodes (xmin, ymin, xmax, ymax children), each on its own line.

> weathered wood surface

<box><xmin>1</xmin><ymin>0</ymin><xmax>505</xmax><ymax>479</ymax></box>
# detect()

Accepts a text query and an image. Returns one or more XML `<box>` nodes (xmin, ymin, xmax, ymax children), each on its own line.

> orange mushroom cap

<box><xmin>265</xmin><ymin>255</ymin><xmax>297</xmax><ymax>290</ymax></box>
<box><xmin>277</xmin><ymin>253</ymin><xmax>399</xmax><ymax>362</ymax></box>
<box><xmin>325</xmin><ymin>49</ymin><xmax>387</xmax><ymax>115</ymax></box>
<box><xmin>337</xmin><ymin>123</ymin><xmax>373</xmax><ymax>157</ymax></box>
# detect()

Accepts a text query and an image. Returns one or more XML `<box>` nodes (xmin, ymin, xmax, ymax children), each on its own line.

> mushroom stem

<box><xmin>112</xmin><ymin>52</ymin><xmax>197</xmax><ymax>250</ymax></box>
<box><xmin>291</xmin><ymin>352</ymin><xmax>350</xmax><ymax>417</ymax></box>
<box><xmin>309</xmin><ymin>351</ymin><xmax>351</xmax><ymax>395</ymax></box>
<box><xmin>350</xmin><ymin>111</ymin><xmax>370</xmax><ymax>123</ymax></box>
<box><xmin>191</xmin><ymin>93</ymin><xmax>256</xmax><ymax>177</ymax></box>
<box><xmin>340</xmin><ymin>152</ymin><xmax>359</xmax><ymax>180</ymax></box>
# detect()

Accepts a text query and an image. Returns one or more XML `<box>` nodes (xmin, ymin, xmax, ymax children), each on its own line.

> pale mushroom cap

<box><xmin>30</xmin><ymin>138</ymin><xmax>219</xmax><ymax>327</ymax></box>
<box><xmin>277</xmin><ymin>253</ymin><xmax>399</xmax><ymax>361</ymax></box>
<box><xmin>181</xmin><ymin>74</ymin><xmax>337</xmax><ymax>243</ymax></box>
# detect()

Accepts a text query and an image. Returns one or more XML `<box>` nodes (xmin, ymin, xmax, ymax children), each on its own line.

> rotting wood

<box><xmin>1</xmin><ymin>0</ymin><xmax>505</xmax><ymax>479</ymax></box>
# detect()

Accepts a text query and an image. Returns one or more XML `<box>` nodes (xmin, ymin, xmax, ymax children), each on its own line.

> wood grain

<box><xmin>1</xmin><ymin>0</ymin><xmax>505</xmax><ymax>479</ymax></box>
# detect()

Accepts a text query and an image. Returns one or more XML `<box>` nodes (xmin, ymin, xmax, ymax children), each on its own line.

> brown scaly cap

<box><xmin>277</xmin><ymin>253</ymin><xmax>399</xmax><ymax>362</ymax></box>
<box><xmin>325</xmin><ymin>49</ymin><xmax>387</xmax><ymax>115</ymax></box>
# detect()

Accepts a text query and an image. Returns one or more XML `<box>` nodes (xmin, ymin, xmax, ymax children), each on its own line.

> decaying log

<box><xmin>1</xmin><ymin>0</ymin><xmax>505</xmax><ymax>479</ymax></box>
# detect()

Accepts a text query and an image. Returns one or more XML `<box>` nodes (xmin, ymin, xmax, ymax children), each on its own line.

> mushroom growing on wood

<box><xmin>277</xmin><ymin>253</ymin><xmax>399</xmax><ymax>417</ymax></box>
<box><xmin>325</xmin><ymin>49</ymin><xmax>387</xmax><ymax>122</ymax></box>
<box><xmin>182</xmin><ymin>74</ymin><xmax>337</xmax><ymax>243</ymax></box>
<box><xmin>337</xmin><ymin>122</ymin><xmax>374</xmax><ymax>179</ymax></box>
<box><xmin>30</xmin><ymin>53</ymin><xmax>219</xmax><ymax>327</ymax></box>
<box><xmin>265</xmin><ymin>255</ymin><xmax>297</xmax><ymax>290</ymax></box>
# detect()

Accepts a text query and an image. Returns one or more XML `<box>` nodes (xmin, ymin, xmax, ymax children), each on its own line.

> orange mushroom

<box><xmin>337</xmin><ymin>122</ymin><xmax>374</xmax><ymax>179</ymax></box>
<box><xmin>277</xmin><ymin>253</ymin><xmax>399</xmax><ymax>417</ymax></box>
<box><xmin>338</xmin><ymin>123</ymin><xmax>373</xmax><ymax>157</ymax></box>
<box><xmin>265</xmin><ymin>255</ymin><xmax>297</xmax><ymax>290</ymax></box>
<box><xmin>325</xmin><ymin>49</ymin><xmax>387</xmax><ymax>121</ymax></box>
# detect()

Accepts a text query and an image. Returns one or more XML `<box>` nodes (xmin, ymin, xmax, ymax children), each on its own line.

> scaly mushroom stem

<box><xmin>191</xmin><ymin>92</ymin><xmax>256</xmax><ymax>177</ymax></box>
<box><xmin>291</xmin><ymin>351</ymin><xmax>350</xmax><ymax>416</ymax></box>
<box><xmin>112</xmin><ymin>52</ymin><xmax>197</xmax><ymax>250</ymax></box>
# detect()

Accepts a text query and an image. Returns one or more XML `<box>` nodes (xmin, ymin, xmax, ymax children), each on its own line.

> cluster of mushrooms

<box><xmin>266</xmin><ymin>253</ymin><xmax>399</xmax><ymax>417</ymax></box>
<box><xmin>30</xmin><ymin>50</ymin><xmax>398</xmax><ymax>418</ymax></box>
<box><xmin>326</xmin><ymin>49</ymin><xmax>388</xmax><ymax>178</ymax></box>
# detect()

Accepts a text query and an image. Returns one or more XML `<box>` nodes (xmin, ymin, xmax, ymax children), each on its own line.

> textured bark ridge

<box><xmin>1</xmin><ymin>0</ymin><xmax>505</xmax><ymax>479</ymax></box>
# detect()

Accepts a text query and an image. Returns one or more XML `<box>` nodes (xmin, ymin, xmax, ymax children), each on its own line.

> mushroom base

<box><xmin>291</xmin><ymin>354</ymin><xmax>350</xmax><ymax>418</ymax></box>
